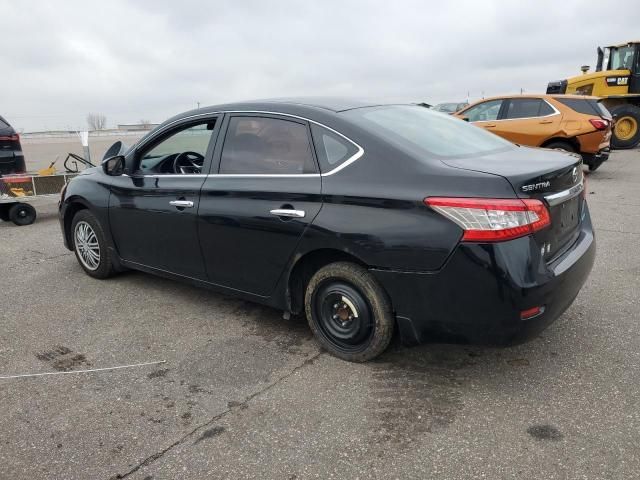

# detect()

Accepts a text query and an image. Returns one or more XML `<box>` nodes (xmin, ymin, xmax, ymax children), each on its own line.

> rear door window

<box><xmin>538</xmin><ymin>101</ymin><xmax>555</xmax><ymax>116</ymax></box>
<box><xmin>504</xmin><ymin>98</ymin><xmax>548</xmax><ymax>119</ymax></box>
<box><xmin>219</xmin><ymin>116</ymin><xmax>317</xmax><ymax>174</ymax></box>
<box><xmin>310</xmin><ymin>124</ymin><xmax>359</xmax><ymax>173</ymax></box>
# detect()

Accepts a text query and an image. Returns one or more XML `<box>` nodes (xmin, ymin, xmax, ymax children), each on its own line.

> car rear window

<box><xmin>0</xmin><ymin>117</ymin><xmax>9</xmax><ymax>129</ymax></box>
<box><xmin>556</xmin><ymin>98</ymin><xmax>612</xmax><ymax>119</ymax></box>
<box><xmin>343</xmin><ymin>105</ymin><xmax>514</xmax><ymax>158</ymax></box>
<box><xmin>310</xmin><ymin>124</ymin><xmax>359</xmax><ymax>173</ymax></box>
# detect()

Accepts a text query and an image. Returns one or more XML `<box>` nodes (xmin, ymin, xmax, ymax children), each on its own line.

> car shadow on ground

<box><xmin>113</xmin><ymin>267</ymin><xmax>568</xmax><ymax>381</ymax></box>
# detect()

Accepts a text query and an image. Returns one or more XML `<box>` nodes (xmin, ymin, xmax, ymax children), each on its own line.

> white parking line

<box><xmin>0</xmin><ymin>360</ymin><xmax>167</xmax><ymax>380</ymax></box>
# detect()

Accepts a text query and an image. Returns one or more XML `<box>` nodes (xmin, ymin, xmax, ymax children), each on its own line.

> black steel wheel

<box><xmin>305</xmin><ymin>262</ymin><xmax>394</xmax><ymax>362</ymax></box>
<box><xmin>9</xmin><ymin>203</ymin><xmax>36</xmax><ymax>226</ymax></box>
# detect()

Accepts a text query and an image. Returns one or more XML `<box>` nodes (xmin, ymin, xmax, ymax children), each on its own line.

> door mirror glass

<box><xmin>102</xmin><ymin>155</ymin><xmax>125</xmax><ymax>176</ymax></box>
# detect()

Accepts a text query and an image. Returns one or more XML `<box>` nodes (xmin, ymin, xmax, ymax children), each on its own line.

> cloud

<box><xmin>2</xmin><ymin>0</ymin><xmax>639</xmax><ymax>131</ymax></box>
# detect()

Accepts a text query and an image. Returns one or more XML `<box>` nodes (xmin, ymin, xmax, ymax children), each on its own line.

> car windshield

<box><xmin>433</xmin><ymin>103</ymin><xmax>458</xmax><ymax>113</ymax></box>
<box><xmin>342</xmin><ymin>105</ymin><xmax>514</xmax><ymax>158</ymax></box>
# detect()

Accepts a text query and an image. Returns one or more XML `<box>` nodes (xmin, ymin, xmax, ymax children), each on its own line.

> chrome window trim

<box><xmin>123</xmin><ymin>173</ymin><xmax>322</xmax><ymax>179</ymax></box>
<box><xmin>122</xmin><ymin>173</ymin><xmax>209</xmax><ymax>178</ymax></box>
<box><xmin>135</xmin><ymin>110</ymin><xmax>364</xmax><ymax>178</ymax></box>
<box><xmin>544</xmin><ymin>180</ymin><xmax>584</xmax><ymax>206</ymax></box>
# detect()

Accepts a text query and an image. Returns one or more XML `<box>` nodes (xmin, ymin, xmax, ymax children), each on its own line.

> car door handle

<box><xmin>539</xmin><ymin>120</ymin><xmax>553</xmax><ymax>124</ymax></box>
<box><xmin>270</xmin><ymin>208</ymin><xmax>306</xmax><ymax>218</ymax></box>
<box><xmin>484</xmin><ymin>123</ymin><xmax>497</xmax><ymax>128</ymax></box>
<box><xmin>169</xmin><ymin>200</ymin><xmax>194</xmax><ymax>208</ymax></box>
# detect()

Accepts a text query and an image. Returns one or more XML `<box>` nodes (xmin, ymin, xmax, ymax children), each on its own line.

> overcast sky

<box><xmin>3</xmin><ymin>0</ymin><xmax>639</xmax><ymax>132</ymax></box>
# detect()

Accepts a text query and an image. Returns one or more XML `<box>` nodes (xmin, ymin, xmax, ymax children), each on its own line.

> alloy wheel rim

<box><xmin>314</xmin><ymin>280</ymin><xmax>374</xmax><ymax>353</ymax></box>
<box><xmin>74</xmin><ymin>221</ymin><xmax>100</xmax><ymax>271</ymax></box>
<box><xmin>615</xmin><ymin>116</ymin><xmax>638</xmax><ymax>141</ymax></box>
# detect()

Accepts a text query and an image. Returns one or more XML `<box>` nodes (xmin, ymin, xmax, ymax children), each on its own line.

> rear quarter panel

<box><xmin>296</xmin><ymin>139</ymin><xmax>518</xmax><ymax>272</ymax></box>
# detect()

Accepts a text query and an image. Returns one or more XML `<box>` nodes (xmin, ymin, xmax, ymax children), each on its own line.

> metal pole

<box><xmin>79</xmin><ymin>131</ymin><xmax>91</xmax><ymax>164</ymax></box>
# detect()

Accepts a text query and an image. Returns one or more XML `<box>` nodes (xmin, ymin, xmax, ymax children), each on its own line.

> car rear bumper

<box><xmin>582</xmin><ymin>148</ymin><xmax>610</xmax><ymax>168</ymax></box>
<box><xmin>371</xmin><ymin>208</ymin><xmax>595</xmax><ymax>346</ymax></box>
<box><xmin>0</xmin><ymin>152</ymin><xmax>25</xmax><ymax>175</ymax></box>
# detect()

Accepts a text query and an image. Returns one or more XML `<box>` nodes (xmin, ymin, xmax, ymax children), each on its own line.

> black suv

<box><xmin>0</xmin><ymin>116</ymin><xmax>25</xmax><ymax>175</ymax></box>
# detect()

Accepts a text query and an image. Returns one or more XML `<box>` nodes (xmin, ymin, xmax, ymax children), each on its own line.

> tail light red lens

<box><xmin>0</xmin><ymin>134</ymin><xmax>19</xmax><ymax>141</ymax></box>
<box><xmin>589</xmin><ymin>118</ymin><xmax>608</xmax><ymax>130</ymax></box>
<box><xmin>520</xmin><ymin>306</ymin><xmax>544</xmax><ymax>320</ymax></box>
<box><xmin>424</xmin><ymin>197</ymin><xmax>551</xmax><ymax>242</ymax></box>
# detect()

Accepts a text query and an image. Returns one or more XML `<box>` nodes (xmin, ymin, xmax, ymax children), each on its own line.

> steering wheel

<box><xmin>173</xmin><ymin>151</ymin><xmax>205</xmax><ymax>174</ymax></box>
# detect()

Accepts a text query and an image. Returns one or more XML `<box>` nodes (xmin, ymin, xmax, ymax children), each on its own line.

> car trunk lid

<box><xmin>441</xmin><ymin>146</ymin><xmax>584</xmax><ymax>261</ymax></box>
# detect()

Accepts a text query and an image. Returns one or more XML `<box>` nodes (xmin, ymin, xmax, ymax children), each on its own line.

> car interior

<box><xmin>138</xmin><ymin>121</ymin><xmax>217</xmax><ymax>175</ymax></box>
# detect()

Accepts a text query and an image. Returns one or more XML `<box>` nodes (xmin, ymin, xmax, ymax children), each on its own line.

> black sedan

<box><xmin>59</xmin><ymin>98</ymin><xmax>595</xmax><ymax>362</ymax></box>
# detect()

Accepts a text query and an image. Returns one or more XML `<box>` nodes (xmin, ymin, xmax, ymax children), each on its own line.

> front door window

<box><xmin>463</xmin><ymin>100</ymin><xmax>503</xmax><ymax>122</ymax></box>
<box><xmin>139</xmin><ymin>121</ymin><xmax>217</xmax><ymax>175</ymax></box>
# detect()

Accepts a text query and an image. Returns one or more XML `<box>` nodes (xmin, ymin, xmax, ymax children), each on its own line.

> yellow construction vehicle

<box><xmin>547</xmin><ymin>41</ymin><xmax>640</xmax><ymax>149</ymax></box>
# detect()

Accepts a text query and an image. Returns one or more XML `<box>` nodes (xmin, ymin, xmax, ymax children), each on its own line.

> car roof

<box><xmin>464</xmin><ymin>93</ymin><xmax>600</xmax><ymax>106</ymax></box>
<box><xmin>194</xmin><ymin>97</ymin><xmax>394</xmax><ymax>114</ymax></box>
<box><xmin>158</xmin><ymin>97</ymin><xmax>411</xmax><ymax>130</ymax></box>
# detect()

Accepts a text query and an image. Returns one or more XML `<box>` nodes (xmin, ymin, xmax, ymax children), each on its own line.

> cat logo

<box><xmin>606</xmin><ymin>76</ymin><xmax>629</xmax><ymax>86</ymax></box>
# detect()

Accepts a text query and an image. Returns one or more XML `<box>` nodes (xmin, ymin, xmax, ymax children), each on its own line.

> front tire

<box><xmin>305</xmin><ymin>262</ymin><xmax>394</xmax><ymax>362</ymax></box>
<box><xmin>610</xmin><ymin>104</ymin><xmax>640</xmax><ymax>149</ymax></box>
<box><xmin>71</xmin><ymin>209</ymin><xmax>116</xmax><ymax>279</ymax></box>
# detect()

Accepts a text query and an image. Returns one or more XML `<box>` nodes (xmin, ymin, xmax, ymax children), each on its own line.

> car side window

<box><xmin>219</xmin><ymin>116</ymin><xmax>317</xmax><ymax>174</ymax></box>
<box><xmin>463</xmin><ymin>100</ymin><xmax>502</xmax><ymax>122</ymax></box>
<box><xmin>504</xmin><ymin>99</ymin><xmax>547</xmax><ymax>119</ymax></box>
<box><xmin>310</xmin><ymin>124</ymin><xmax>359</xmax><ymax>173</ymax></box>
<box><xmin>538</xmin><ymin>101</ymin><xmax>555</xmax><ymax>116</ymax></box>
<box><xmin>139</xmin><ymin>121</ymin><xmax>217</xmax><ymax>175</ymax></box>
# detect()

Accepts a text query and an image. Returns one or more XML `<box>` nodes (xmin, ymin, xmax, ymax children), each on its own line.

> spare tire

<box><xmin>610</xmin><ymin>103</ymin><xmax>640</xmax><ymax>149</ymax></box>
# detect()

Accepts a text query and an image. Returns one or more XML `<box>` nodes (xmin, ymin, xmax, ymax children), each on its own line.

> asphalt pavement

<box><xmin>1</xmin><ymin>149</ymin><xmax>639</xmax><ymax>479</ymax></box>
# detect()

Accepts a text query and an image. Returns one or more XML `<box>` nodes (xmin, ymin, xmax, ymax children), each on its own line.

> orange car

<box><xmin>454</xmin><ymin>94</ymin><xmax>612</xmax><ymax>171</ymax></box>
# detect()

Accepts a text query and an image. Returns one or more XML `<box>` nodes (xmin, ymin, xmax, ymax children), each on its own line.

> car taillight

<box><xmin>0</xmin><ymin>134</ymin><xmax>19</xmax><ymax>141</ymax></box>
<box><xmin>424</xmin><ymin>197</ymin><xmax>551</xmax><ymax>242</ymax></box>
<box><xmin>589</xmin><ymin>118</ymin><xmax>608</xmax><ymax>130</ymax></box>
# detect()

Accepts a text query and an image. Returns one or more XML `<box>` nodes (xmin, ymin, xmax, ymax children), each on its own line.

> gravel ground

<box><xmin>0</xmin><ymin>149</ymin><xmax>638</xmax><ymax>479</ymax></box>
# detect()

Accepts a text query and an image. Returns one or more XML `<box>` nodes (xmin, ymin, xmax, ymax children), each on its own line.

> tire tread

<box><xmin>304</xmin><ymin>261</ymin><xmax>394</xmax><ymax>362</ymax></box>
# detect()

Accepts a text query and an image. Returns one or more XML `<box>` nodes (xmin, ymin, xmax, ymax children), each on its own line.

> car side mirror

<box><xmin>102</xmin><ymin>155</ymin><xmax>125</xmax><ymax>176</ymax></box>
